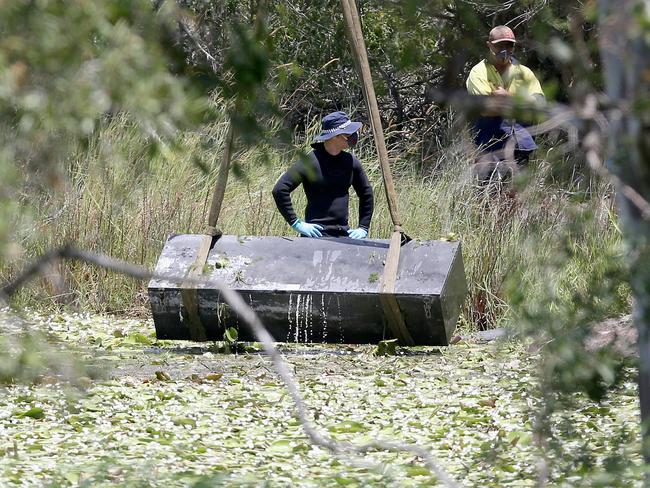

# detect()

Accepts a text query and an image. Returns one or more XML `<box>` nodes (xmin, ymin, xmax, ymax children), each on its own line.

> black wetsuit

<box><xmin>272</xmin><ymin>144</ymin><xmax>374</xmax><ymax>237</ymax></box>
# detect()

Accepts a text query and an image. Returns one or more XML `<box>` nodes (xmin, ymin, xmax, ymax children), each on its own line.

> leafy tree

<box><xmin>0</xmin><ymin>0</ymin><xmax>211</xmax><ymax>262</ymax></box>
<box><xmin>178</xmin><ymin>0</ymin><xmax>587</xmax><ymax>153</ymax></box>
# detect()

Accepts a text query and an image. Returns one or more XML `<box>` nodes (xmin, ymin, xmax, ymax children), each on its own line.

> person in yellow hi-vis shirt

<box><xmin>466</xmin><ymin>25</ymin><xmax>545</xmax><ymax>165</ymax></box>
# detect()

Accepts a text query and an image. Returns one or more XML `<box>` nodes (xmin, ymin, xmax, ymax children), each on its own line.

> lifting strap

<box><xmin>179</xmin><ymin>0</ymin><xmax>263</xmax><ymax>339</ymax></box>
<box><xmin>341</xmin><ymin>0</ymin><xmax>414</xmax><ymax>345</ymax></box>
<box><xmin>180</xmin><ymin>123</ymin><xmax>235</xmax><ymax>340</ymax></box>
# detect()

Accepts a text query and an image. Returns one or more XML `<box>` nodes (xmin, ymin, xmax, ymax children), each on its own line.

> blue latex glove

<box><xmin>347</xmin><ymin>227</ymin><xmax>368</xmax><ymax>239</ymax></box>
<box><xmin>291</xmin><ymin>219</ymin><xmax>323</xmax><ymax>238</ymax></box>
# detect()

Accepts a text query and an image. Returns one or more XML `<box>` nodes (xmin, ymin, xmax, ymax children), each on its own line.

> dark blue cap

<box><xmin>314</xmin><ymin>111</ymin><xmax>362</xmax><ymax>142</ymax></box>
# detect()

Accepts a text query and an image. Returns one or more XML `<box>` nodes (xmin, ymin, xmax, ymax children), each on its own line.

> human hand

<box><xmin>291</xmin><ymin>219</ymin><xmax>323</xmax><ymax>238</ymax></box>
<box><xmin>491</xmin><ymin>86</ymin><xmax>511</xmax><ymax>97</ymax></box>
<box><xmin>347</xmin><ymin>227</ymin><xmax>368</xmax><ymax>239</ymax></box>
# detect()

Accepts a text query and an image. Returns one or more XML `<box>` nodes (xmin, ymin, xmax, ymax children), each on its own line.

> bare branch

<box><xmin>178</xmin><ymin>17</ymin><xmax>219</xmax><ymax>72</ymax></box>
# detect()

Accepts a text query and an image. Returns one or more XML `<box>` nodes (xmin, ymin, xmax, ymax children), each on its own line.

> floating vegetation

<box><xmin>0</xmin><ymin>312</ymin><xmax>642</xmax><ymax>486</ymax></box>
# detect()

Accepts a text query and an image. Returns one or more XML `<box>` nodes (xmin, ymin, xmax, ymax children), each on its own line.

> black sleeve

<box><xmin>351</xmin><ymin>157</ymin><xmax>374</xmax><ymax>230</ymax></box>
<box><xmin>272</xmin><ymin>161</ymin><xmax>304</xmax><ymax>225</ymax></box>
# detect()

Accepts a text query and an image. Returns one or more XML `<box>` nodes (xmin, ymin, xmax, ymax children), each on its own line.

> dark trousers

<box><xmin>473</xmin><ymin>117</ymin><xmax>537</xmax><ymax>153</ymax></box>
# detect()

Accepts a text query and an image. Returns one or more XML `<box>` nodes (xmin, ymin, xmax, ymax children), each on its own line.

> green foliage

<box><xmin>13</xmin><ymin>406</ymin><xmax>45</xmax><ymax>420</ymax></box>
<box><xmin>0</xmin><ymin>0</ymin><xmax>211</xmax><ymax>262</ymax></box>
<box><xmin>505</xmin><ymin>177</ymin><xmax>634</xmax><ymax>477</ymax></box>
<box><xmin>373</xmin><ymin>338</ymin><xmax>398</xmax><ymax>356</ymax></box>
<box><xmin>0</xmin><ymin>312</ymin><xmax>98</xmax><ymax>387</ymax></box>
<box><xmin>510</xmin><ymin>202</ymin><xmax>630</xmax><ymax>399</ymax></box>
<box><xmin>224</xmin><ymin>326</ymin><xmax>239</xmax><ymax>344</ymax></box>
<box><xmin>0</xmin><ymin>1</ymin><xmax>641</xmax><ymax>483</ymax></box>
<box><xmin>3</xmin><ymin>118</ymin><xmax>625</xmax><ymax>334</ymax></box>
<box><xmin>179</xmin><ymin>0</ymin><xmax>586</xmax><ymax>143</ymax></box>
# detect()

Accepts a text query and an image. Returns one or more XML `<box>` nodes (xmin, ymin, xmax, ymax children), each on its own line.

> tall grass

<box><xmin>4</xmin><ymin>112</ymin><xmax>627</xmax><ymax>330</ymax></box>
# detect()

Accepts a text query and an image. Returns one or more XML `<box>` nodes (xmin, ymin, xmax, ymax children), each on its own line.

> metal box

<box><xmin>148</xmin><ymin>234</ymin><xmax>467</xmax><ymax>346</ymax></box>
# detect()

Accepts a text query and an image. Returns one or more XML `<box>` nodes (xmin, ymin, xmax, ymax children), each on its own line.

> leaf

<box><xmin>125</xmin><ymin>333</ymin><xmax>153</xmax><ymax>345</ymax></box>
<box><xmin>63</xmin><ymin>471</ymin><xmax>80</xmax><ymax>484</ymax></box>
<box><xmin>508</xmin><ymin>431</ymin><xmax>532</xmax><ymax>446</ymax></box>
<box><xmin>460</xmin><ymin>404</ymin><xmax>481</xmax><ymax>414</ymax></box>
<box><xmin>266</xmin><ymin>439</ymin><xmax>292</xmax><ymax>453</ymax></box>
<box><xmin>15</xmin><ymin>407</ymin><xmax>45</xmax><ymax>419</ymax></box>
<box><xmin>404</xmin><ymin>465</ymin><xmax>430</xmax><ymax>477</ymax></box>
<box><xmin>479</xmin><ymin>398</ymin><xmax>497</xmax><ymax>408</ymax></box>
<box><xmin>440</xmin><ymin>232</ymin><xmax>459</xmax><ymax>241</ymax></box>
<box><xmin>245</xmin><ymin>342</ymin><xmax>263</xmax><ymax>352</ymax></box>
<box><xmin>224</xmin><ymin>327</ymin><xmax>238</xmax><ymax>343</ymax></box>
<box><xmin>292</xmin><ymin>442</ymin><xmax>310</xmax><ymax>453</ymax></box>
<box><xmin>333</xmin><ymin>476</ymin><xmax>356</xmax><ymax>486</ymax></box>
<box><xmin>82</xmin><ymin>401</ymin><xmax>102</xmax><ymax>412</ymax></box>
<box><xmin>173</xmin><ymin>417</ymin><xmax>197</xmax><ymax>428</ymax></box>
<box><xmin>205</xmin><ymin>373</ymin><xmax>223</xmax><ymax>382</ymax></box>
<box><xmin>328</xmin><ymin>420</ymin><xmax>367</xmax><ymax>434</ymax></box>
<box><xmin>155</xmin><ymin>371</ymin><xmax>171</xmax><ymax>381</ymax></box>
<box><xmin>374</xmin><ymin>339</ymin><xmax>398</xmax><ymax>356</ymax></box>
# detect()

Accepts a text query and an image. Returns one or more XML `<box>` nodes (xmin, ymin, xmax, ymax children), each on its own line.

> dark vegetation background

<box><xmin>176</xmin><ymin>0</ymin><xmax>597</xmax><ymax>149</ymax></box>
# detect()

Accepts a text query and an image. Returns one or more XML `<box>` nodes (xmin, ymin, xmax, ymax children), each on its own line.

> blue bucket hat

<box><xmin>314</xmin><ymin>111</ymin><xmax>362</xmax><ymax>142</ymax></box>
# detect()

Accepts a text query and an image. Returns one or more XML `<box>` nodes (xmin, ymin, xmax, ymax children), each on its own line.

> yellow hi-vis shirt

<box><xmin>466</xmin><ymin>59</ymin><xmax>544</xmax><ymax>98</ymax></box>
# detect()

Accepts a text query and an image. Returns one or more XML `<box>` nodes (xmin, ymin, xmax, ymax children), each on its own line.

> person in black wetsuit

<box><xmin>272</xmin><ymin>111</ymin><xmax>374</xmax><ymax>239</ymax></box>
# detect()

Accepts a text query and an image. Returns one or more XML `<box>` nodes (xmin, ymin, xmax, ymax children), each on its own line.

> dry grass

<box><xmin>3</xmin><ymin>114</ymin><xmax>626</xmax><ymax>330</ymax></box>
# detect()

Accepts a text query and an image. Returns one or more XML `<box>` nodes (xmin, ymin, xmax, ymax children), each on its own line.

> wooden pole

<box><xmin>340</xmin><ymin>0</ymin><xmax>413</xmax><ymax>345</ymax></box>
<box><xmin>206</xmin><ymin>122</ymin><xmax>235</xmax><ymax>235</ymax></box>
<box><xmin>181</xmin><ymin>121</ymin><xmax>236</xmax><ymax>340</ymax></box>
<box><xmin>209</xmin><ymin>0</ymin><xmax>262</xmax><ymax>233</ymax></box>
<box><xmin>340</xmin><ymin>0</ymin><xmax>403</xmax><ymax>232</ymax></box>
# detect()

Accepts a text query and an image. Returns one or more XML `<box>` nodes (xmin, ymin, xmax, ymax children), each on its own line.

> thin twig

<box><xmin>179</xmin><ymin>19</ymin><xmax>219</xmax><ymax>72</ymax></box>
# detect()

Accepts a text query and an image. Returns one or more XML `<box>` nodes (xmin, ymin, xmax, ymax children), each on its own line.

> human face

<box><xmin>487</xmin><ymin>41</ymin><xmax>515</xmax><ymax>64</ymax></box>
<box><xmin>340</xmin><ymin>131</ymin><xmax>358</xmax><ymax>148</ymax></box>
